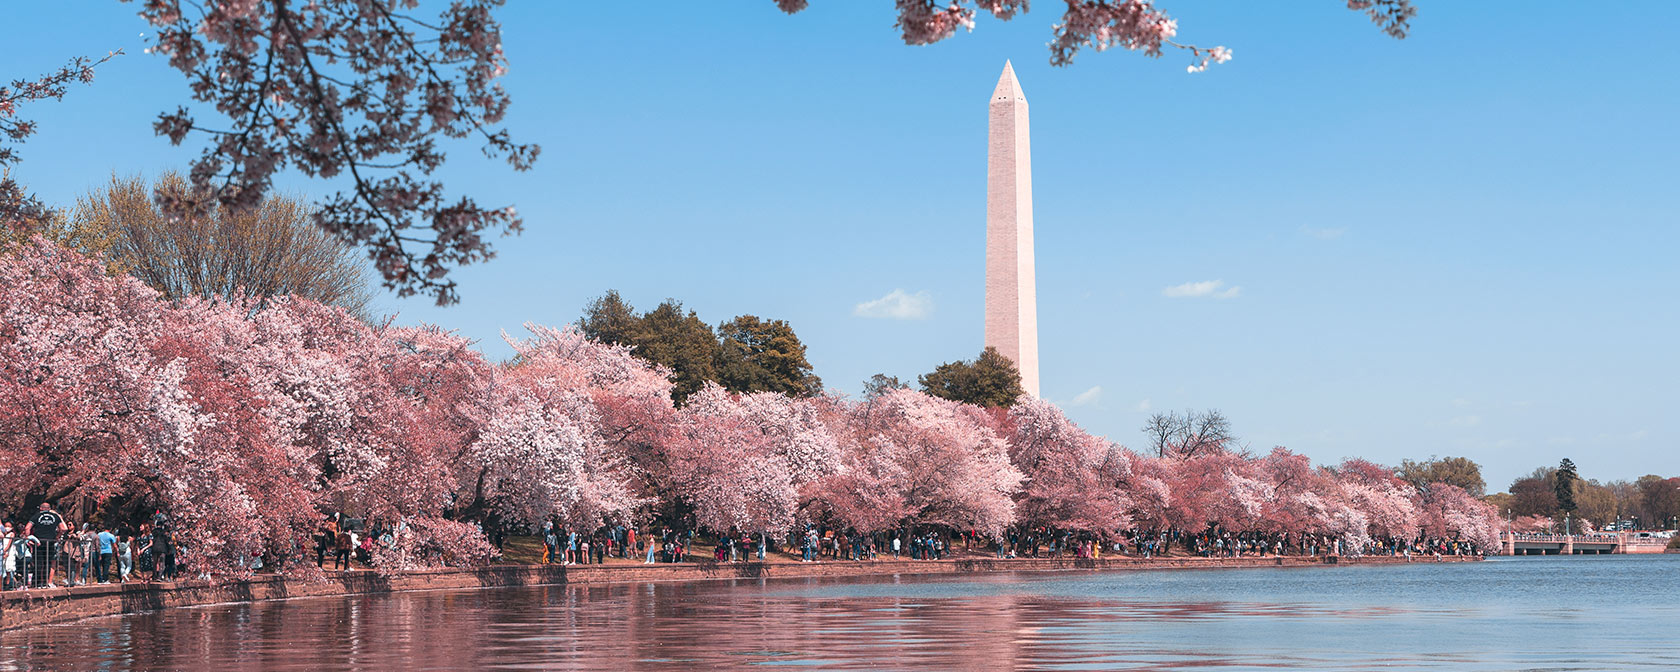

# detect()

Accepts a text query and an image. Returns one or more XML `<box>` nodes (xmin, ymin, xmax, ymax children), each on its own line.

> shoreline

<box><xmin>1</xmin><ymin>553</ymin><xmax>1477</xmax><ymax>632</ymax></box>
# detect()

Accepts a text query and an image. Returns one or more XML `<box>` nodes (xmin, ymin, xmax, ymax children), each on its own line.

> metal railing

<box><xmin>3</xmin><ymin>535</ymin><xmax>167</xmax><ymax>591</ymax></box>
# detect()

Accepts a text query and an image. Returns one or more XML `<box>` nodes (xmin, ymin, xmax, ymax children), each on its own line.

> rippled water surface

<box><xmin>4</xmin><ymin>555</ymin><xmax>1679</xmax><ymax>670</ymax></box>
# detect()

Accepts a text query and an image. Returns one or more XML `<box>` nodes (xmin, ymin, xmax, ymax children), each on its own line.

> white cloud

<box><xmin>1134</xmin><ymin>399</ymin><xmax>1153</xmax><ymax>412</ymax></box>
<box><xmin>1162</xmin><ymin>280</ymin><xmax>1241</xmax><ymax>300</ymax></box>
<box><xmin>1300</xmin><ymin>225</ymin><xmax>1347</xmax><ymax>240</ymax></box>
<box><xmin>1070</xmin><ymin>386</ymin><xmax>1102</xmax><ymax>407</ymax></box>
<box><xmin>1449</xmin><ymin>414</ymin><xmax>1482</xmax><ymax>427</ymax></box>
<box><xmin>1451</xmin><ymin>398</ymin><xmax>1473</xmax><ymax>408</ymax></box>
<box><xmin>852</xmin><ymin>289</ymin><xmax>933</xmax><ymax>320</ymax></box>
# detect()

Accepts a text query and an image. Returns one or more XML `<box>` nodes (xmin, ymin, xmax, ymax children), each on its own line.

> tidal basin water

<box><xmin>4</xmin><ymin>555</ymin><xmax>1678</xmax><ymax>671</ymax></box>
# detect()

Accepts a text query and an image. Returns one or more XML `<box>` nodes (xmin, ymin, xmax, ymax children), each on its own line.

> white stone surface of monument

<box><xmin>985</xmin><ymin>61</ymin><xmax>1040</xmax><ymax>397</ymax></box>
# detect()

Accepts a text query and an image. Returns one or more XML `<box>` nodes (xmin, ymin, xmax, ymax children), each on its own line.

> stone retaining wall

<box><xmin>0</xmin><ymin>554</ymin><xmax>1478</xmax><ymax>631</ymax></box>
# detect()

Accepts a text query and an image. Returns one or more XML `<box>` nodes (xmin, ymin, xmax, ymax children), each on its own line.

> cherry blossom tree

<box><xmin>0</xmin><ymin>238</ymin><xmax>166</xmax><ymax>505</ymax></box>
<box><xmin>818</xmin><ymin>389</ymin><xmax>1022</xmax><ymax>536</ymax></box>
<box><xmin>1002</xmin><ymin>395</ymin><xmax>1132</xmax><ymax>533</ymax></box>
<box><xmin>662</xmin><ymin>384</ymin><xmax>847</xmax><ymax>534</ymax></box>
<box><xmin>1333</xmin><ymin>458</ymin><xmax>1421</xmax><ymax>543</ymax></box>
<box><xmin>1416</xmin><ymin>483</ymin><xmax>1501</xmax><ymax>550</ymax></box>
<box><xmin>773</xmin><ymin>1</ymin><xmax>1414</xmax><ymax>72</ymax></box>
<box><xmin>666</xmin><ymin>386</ymin><xmax>801</xmax><ymax>534</ymax></box>
<box><xmin>473</xmin><ymin>324</ymin><xmax>657</xmax><ymax>529</ymax></box>
<box><xmin>372</xmin><ymin>516</ymin><xmax>499</xmax><ymax>572</ymax></box>
<box><xmin>1252</xmin><ymin>447</ymin><xmax>1355</xmax><ymax>539</ymax></box>
<box><xmin>1</xmin><ymin>53</ymin><xmax>119</xmax><ymax>171</ymax></box>
<box><xmin>133</xmin><ymin>0</ymin><xmax>537</xmax><ymax>305</ymax></box>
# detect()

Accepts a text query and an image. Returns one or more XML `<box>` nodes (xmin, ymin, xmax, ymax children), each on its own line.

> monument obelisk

<box><xmin>985</xmin><ymin>61</ymin><xmax>1039</xmax><ymax>397</ymax></box>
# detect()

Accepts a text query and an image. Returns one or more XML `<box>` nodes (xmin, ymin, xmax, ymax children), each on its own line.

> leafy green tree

<box><xmin>1574</xmin><ymin>481</ymin><xmax>1619</xmax><ymax>531</ymax></box>
<box><xmin>631</xmin><ymin>300</ymin><xmax>720</xmax><ymax>405</ymax></box>
<box><xmin>1396</xmin><ymin>456</ymin><xmax>1487</xmax><ymax>497</ymax></box>
<box><xmin>862</xmin><ymin>373</ymin><xmax>908</xmax><ymax>401</ymax></box>
<box><xmin>917</xmin><ymin>346</ymin><xmax>1023</xmax><ymax>408</ymax></box>
<box><xmin>577</xmin><ymin>289</ymin><xmax>640</xmax><ymax>346</ymax></box>
<box><xmin>578</xmin><ymin>292</ymin><xmax>823</xmax><ymax>404</ymax></box>
<box><xmin>1508</xmin><ymin>467</ymin><xmax>1559</xmax><ymax>518</ymax></box>
<box><xmin>1554</xmin><ymin>458</ymin><xmax>1579</xmax><ymax>514</ymax></box>
<box><xmin>1637</xmin><ymin>475</ymin><xmax>1680</xmax><ymax>530</ymax></box>
<box><xmin>715</xmin><ymin>315</ymin><xmax>822</xmax><ymax>397</ymax></box>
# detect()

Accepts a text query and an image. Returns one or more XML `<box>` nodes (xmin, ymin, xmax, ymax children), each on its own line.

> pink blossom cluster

<box><xmin>0</xmin><ymin>239</ymin><xmax>1500</xmax><ymax>578</ymax></box>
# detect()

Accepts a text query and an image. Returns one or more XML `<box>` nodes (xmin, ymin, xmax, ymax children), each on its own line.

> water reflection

<box><xmin>4</xmin><ymin>556</ymin><xmax>1679</xmax><ymax>670</ymax></box>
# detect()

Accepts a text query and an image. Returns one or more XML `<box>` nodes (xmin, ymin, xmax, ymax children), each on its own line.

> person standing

<box><xmin>153</xmin><ymin>515</ymin><xmax>177</xmax><ymax>581</ymax></box>
<box><xmin>77</xmin><ymin>524</ymin><xmax>96</xmax><ymax>585</ymax></box>
<box><xmin>61</xmin><ymin>523</ymin><xmax>85</xmax><ymax>586</ymax></box>
<box><xmin>24</xmin><ymin>503</ymin><xmax>66</xmax><ymax>587</ymax></box>
<box><xmin>135</xmin><ymin>525</ymin><xmax>154</xmax><ymax>583</ymax></box>
<box><xmin>1</xmin><ymin>525</ymin><xmax>17</xmax><ymax>591</ymax></box>
<box><xmin>96</xmin><ymin>527</ymin><xmax>116</xmax><ymax>583</ymax></box>
<box><xmin>334</xmin><ymin>528</ymin><xmax>352</xmax><ymax>570</ymax></box>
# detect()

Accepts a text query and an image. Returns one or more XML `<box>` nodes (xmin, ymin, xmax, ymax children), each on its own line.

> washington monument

<box><xmin>985</xmin><ymin>61</ymin><xmax>1039</xmax><ymax>397</ymax></box>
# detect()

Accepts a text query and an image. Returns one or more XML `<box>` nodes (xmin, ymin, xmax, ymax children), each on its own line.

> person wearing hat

<box><xmin>24</xmin><ymin>502</ymin><xmax>66</xmax><ymax>588</ymax></box>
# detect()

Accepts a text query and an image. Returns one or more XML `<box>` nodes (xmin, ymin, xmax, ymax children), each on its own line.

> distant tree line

<box><xmin>1483</xmin><ymin>458</ymin><xmax>1680</xmax><ymax>532</ymax></box>
<box><xmin>577</xmin><ymin>291</ymin><xmax>823</xmax><ymax>404</ymax></box>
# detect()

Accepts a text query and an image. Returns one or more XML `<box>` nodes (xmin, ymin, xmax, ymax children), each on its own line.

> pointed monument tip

<box><xmin>992</xmin><ymin>59</ymin><xmax>1025</xmax><ymax>103</ymax></box>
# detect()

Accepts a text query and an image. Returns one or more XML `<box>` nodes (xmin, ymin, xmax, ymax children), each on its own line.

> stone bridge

<box><xmin>1501</xmin><ymin>531</ymin><xmax>1670</xmax><ymax>555</ymax></box>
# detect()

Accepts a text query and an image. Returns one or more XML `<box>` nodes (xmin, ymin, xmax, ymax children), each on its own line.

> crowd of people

<box><xmin>4</xmin><ymin>501</ymin><xmax>1491</xmax><ymax>592</ymax></box>
<box><xmin>3</xmin><ymin>503</ymin><xmax>180</xmax><ymax>591</ymax></box>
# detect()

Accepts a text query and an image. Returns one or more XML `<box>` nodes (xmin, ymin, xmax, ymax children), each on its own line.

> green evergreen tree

<box><xmin>1555</xmin><ymin>458</ymin><xmax>1579</xmax><ymax>514</ymax></box>
<box><xmin>631</xmin><ymin>300</ymin><xmax>720</xmax><ymax>405</ymax></box>
<box><xmin>715</xmin><ymin>314</ymin><xmax>822</xmax><ymax>397</ymax></box>
<box><xmin>576</xmin><ymin>289</ymin><xmax>639</xmax><ymax>346</ymax></box>
<box><xmin>917</xmin><ymin>346</ymin><xmax>1024</xmax><ymax>408</ymax></box>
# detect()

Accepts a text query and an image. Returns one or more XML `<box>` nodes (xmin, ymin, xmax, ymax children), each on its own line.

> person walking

<box><xmin>117</xmin><ymin>532</ymin><xmax>133</xmax><ymax>583</ymax></box>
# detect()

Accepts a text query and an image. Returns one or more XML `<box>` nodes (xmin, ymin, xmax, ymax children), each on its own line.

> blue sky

<box><xmin>5</xmin><ymin>2</ymin><xmax>1675</xmax><ymax>490</ymax></box>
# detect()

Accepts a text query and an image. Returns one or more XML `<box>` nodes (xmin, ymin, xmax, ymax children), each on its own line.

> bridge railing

<box><xmin>1506</xmin><ymin>533</ymin><xmax>1620</xmax><ymax>543</ymax></box>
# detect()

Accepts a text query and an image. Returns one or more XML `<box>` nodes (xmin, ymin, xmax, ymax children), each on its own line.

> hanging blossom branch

<box><xmin>129</xmin><ymin>0</ymin><xmax>539</xmax><ymax>306</ymax></box>
<box><xmin>0</xmin><ymin>52</ymin><xmax>122</xmax><ymax>169</ymax></box>
<box><xmin>0</xmin><ymin>52</ymin><xmax>121</xmax><ymax>229</ymax></box>
<box><xmin>774</xmin><ymin>0</ymin><xmax>1416</xmax><ymax>72</ymax></box>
